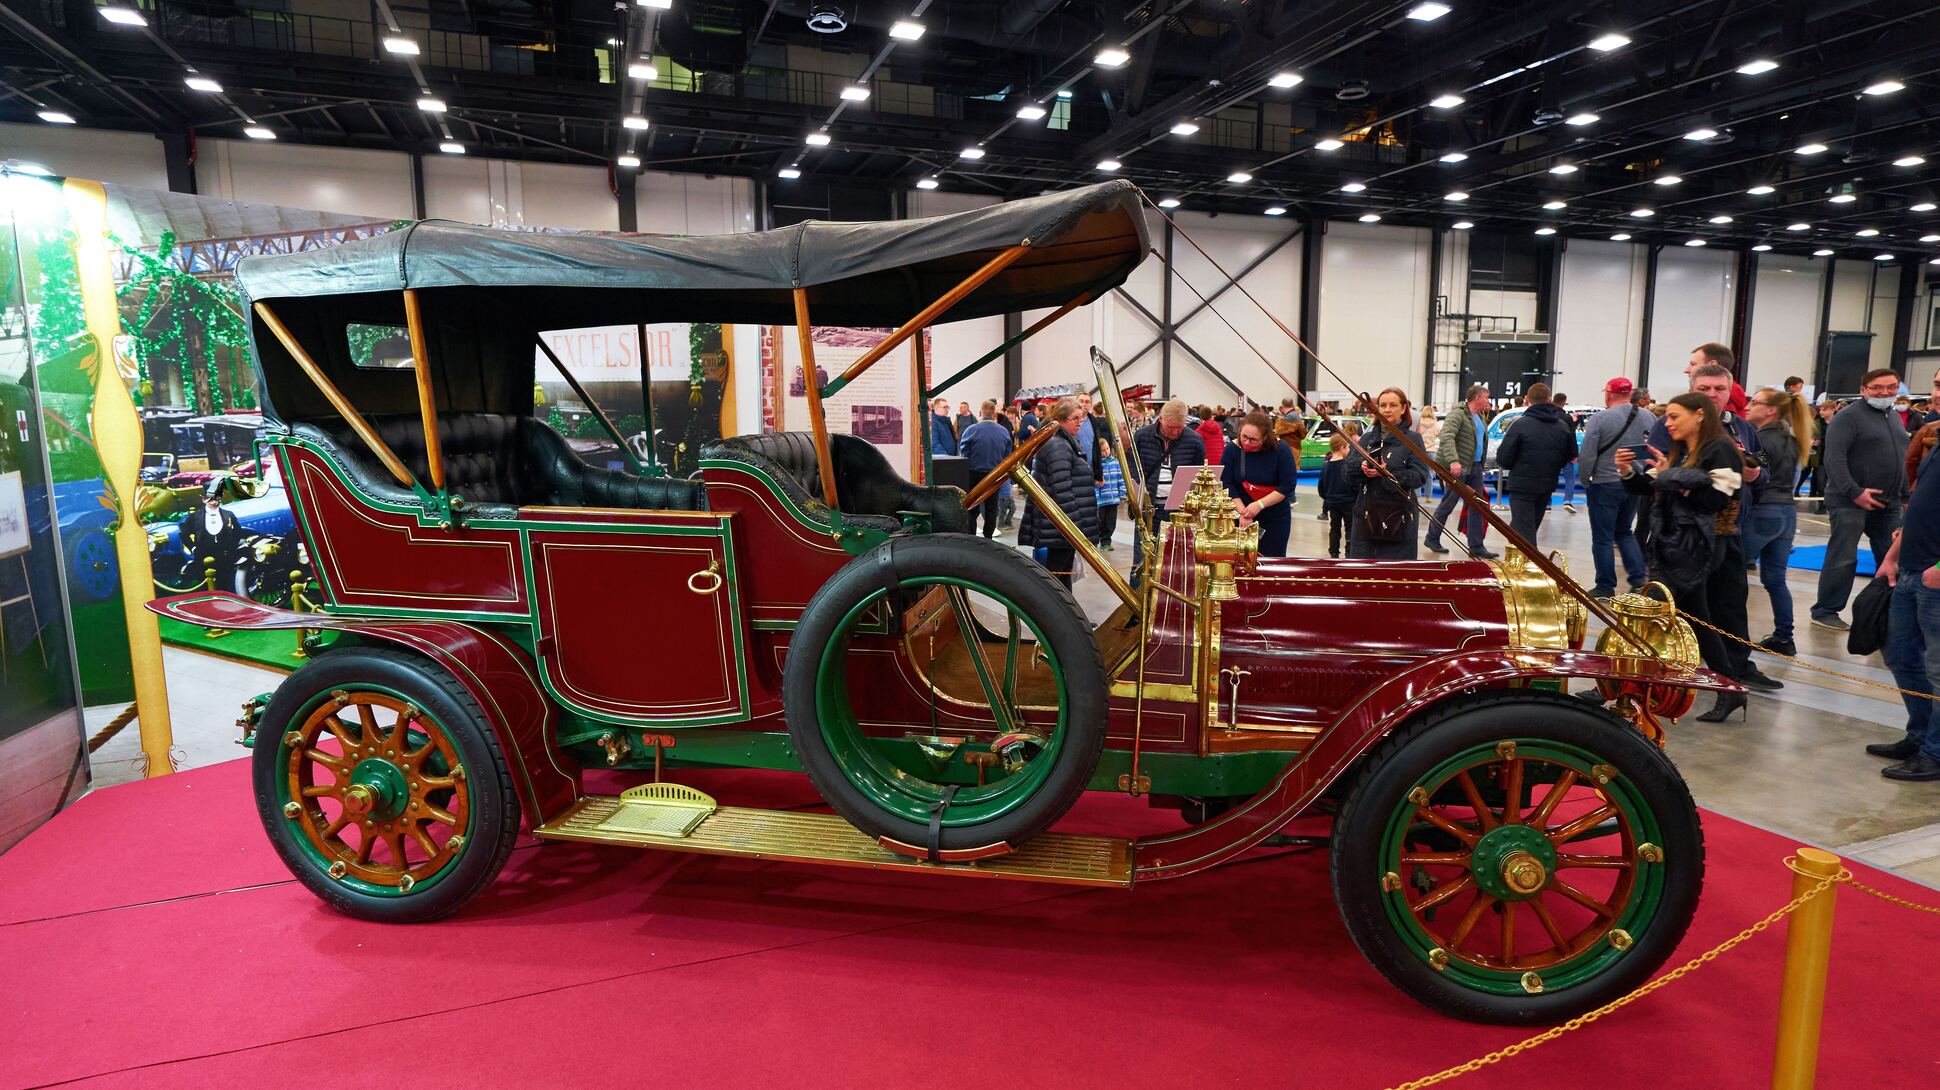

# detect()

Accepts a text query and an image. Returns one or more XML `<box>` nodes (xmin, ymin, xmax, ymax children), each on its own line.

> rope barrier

<box><xmin>1674</xmin><ymin>608</ymin><xmax>1940</xmax><ymax>704</ymax></box>
<box><xmin>1381</xmin><ymin>853</ymin><xmax>1938</xmax><ymax>1090</ymax></box>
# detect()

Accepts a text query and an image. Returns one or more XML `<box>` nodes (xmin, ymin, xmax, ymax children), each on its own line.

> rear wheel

<box><xmin>1330</xmin><ymin>690</ymin><xmax>1703</xmax><ymax>1024</ymax></box>
<box><xmin>784</xmin><ymin>534</ymin><xmax>1108</xmax><ymax>853</ymax></box>
<box><xmin>253</xmin><ymin>646</ymin><xmax>520</xmax><ymax>922</ymax></box>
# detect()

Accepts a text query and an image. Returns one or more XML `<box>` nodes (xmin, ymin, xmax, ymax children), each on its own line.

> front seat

<box><xmin>707</xmin><ymin>432</ymin><xmax>968</xmax><ymax>533</ymax></box>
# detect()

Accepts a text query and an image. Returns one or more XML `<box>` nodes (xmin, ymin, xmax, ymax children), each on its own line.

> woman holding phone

<box><xmin>1742</xmin><ymin>388</ymin><xmax>1813</xmax><ymax>656</ymax></box>
<box><xmin>1617</xmin><ymin>392</ymin><xmax>1747</xmax><ymax>722</ymax></box>
<box><xmin>1345</xmin><ymin>387</ymin><xmax>1432</xmax><ymax>559</ymax></box>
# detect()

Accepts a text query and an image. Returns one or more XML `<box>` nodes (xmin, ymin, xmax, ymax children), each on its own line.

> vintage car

<box><xmin>152</xmin><ymin>181</ymin><xmax>1733</xmax><ymax>1025</ymax></box>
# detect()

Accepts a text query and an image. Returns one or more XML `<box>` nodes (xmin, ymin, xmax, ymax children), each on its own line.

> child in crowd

<box><xmin>1318</xmin><ymin>434</ymin><xmax>1358</xmax><ymax>558</ymax></box>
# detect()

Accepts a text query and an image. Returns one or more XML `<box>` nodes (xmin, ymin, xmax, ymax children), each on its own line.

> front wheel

<box><xmin>253</xmin><ymin>646</ymin><xmax>521</xmax><ymax>922</ymax></box>
<box><xmin>1330</xmin><ymin>690</ymin><xmax>1704</xmax><ymax>1024</ymax></box>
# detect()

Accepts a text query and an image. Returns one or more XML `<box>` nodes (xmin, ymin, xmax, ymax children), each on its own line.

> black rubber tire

<box><xmin>1329</xmin><ymin>689</ymin><xmax>1705</xmax><ymax>1024</ymax></box>
<box><xmin>783</xmin><ymin>533</ymin><xmax>1109</xmax><ymax>851</ymax></box>
<box><xmin>253</xmin><ymin>645</ymin><xmax>521</xmax><ymax>923</ymax></box>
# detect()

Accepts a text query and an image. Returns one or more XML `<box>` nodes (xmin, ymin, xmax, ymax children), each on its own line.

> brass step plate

<box><xmin>535</xmin><ymin>796</ymin><xmax>1134</xmax><ymax>888</ymax></box>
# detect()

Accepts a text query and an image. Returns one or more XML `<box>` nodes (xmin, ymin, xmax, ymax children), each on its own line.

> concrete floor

<box><xmin>80</xmin><ymin>485</ymin><xmax>1940</xmax><ymax>891</ymax></box>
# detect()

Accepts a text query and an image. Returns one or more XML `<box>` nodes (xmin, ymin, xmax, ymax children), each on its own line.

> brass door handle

<box><xmin>687</xmin><ymin>558</ymin><xmax>723</xmax><ymax>596</ymax></box>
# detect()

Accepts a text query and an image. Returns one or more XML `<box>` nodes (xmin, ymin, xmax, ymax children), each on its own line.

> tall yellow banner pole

<box><xmin>1770</xmin><ymin>847</ymin><xmax>1842</xmax><ymax>1090</ymax></box>
<box><xmin>64</xmin><ymin>179</ymin><xmax>174</xmax><ymax>775</ymax></box>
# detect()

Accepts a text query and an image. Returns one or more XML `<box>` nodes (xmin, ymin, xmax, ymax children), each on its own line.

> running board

<box><xmin>534</xmin><ymin>795</ymin><xmax>1134</xmax><ymax>888</ymax></box>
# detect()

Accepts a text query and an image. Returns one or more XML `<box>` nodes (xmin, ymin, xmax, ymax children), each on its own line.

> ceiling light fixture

<box><xmin>1227</xmin><ymin>171</ymin><xmax>1253</xmax><ymax>184</ymax></box>
<box><xmin>1876</xmin><ymin>253</ymin><xmax>1896</xmax><ymax>261</ymax></box>
<box><xmin>1439</xmin><ymin>150</ymin><xmax>1469</xmax><ymax>163</ymax></box>
<box><xmin>1684</xmin><ymin>239</ymin><xmax>1707</xmax><ymax>247</ymax></box>
<box><xmin>184</xmin><ymin>76</ymin><xmax>222</xmax><ymax>93</ymax></box>
<box><xmin>642</xmin><ymin>0</ymin><xmax>673</xmax><ymax>8</ymax></box>
<box><xmin>418</xmin><ymin>97</ymin><xmax>448</xmax><ymax>113</ymax></box>
<box><xmin>804</xmin><ymin>131</ymin><xmax>831</xmax><ymax>145</ymax></box>
<box><xmin>1923</xmin><ymin>234</ymin><xmax>1940</xmax><ymax>243</ymax></box>
<box><xmin>1170</xmin><ymin>121</ymin><xmax>1200</xmax><ymax>136</ymax></box>
<box><xmin>778</xmin><ymin>167</ymin><xmax>801</xmax><ymax>179</ymax></box>
<box><xmin>1358</xmin><ymin>213</ymin><xmax>1383</xmax><ymax>222</ymax></box>
<box><xmin>1747</xmin><ymin>184</ymin><xmax>1776</xmax><ymax>195</ymax></box>
<box><xmin>1654</xmin><ymin>174</ymin><xmax>1683</xmax><ymax>185</ymax></box>
<box><xmin>959</xmin><ymin>147</ymin><xmax>985</xmax><ymax>159</ymax></box>
<box><xmin>1795</xmin><ymin>142</ymin><xmax>1829</xmax><ymax>155</ymax></box>
<box><xmin>1814</xmin><ymin>248</ymin><xmax>1836</xmax><ymax>256</ymax></box>
<box><xmin>1016</xmin><ymin>104</ymin><xmax>1047</xmax><ymax>121</ymax></box>
<box><xmin>623</xmin><ymin>115</ymin><xmax>650</xmax><ymax>130</ymax></box>
<box><xmin>1451</xmin><ymin>220</ymin><xmax>1474</xmax><ymax>230</ymax></box>
<box><xmin>1895</xmin><ymin>155</ymin><xmax>1926</xmax><ymax>167</ymax></box>
<box><xmin>1057</xmin><ymin>89</ymin><xmax>1073</xmax><ymax>99</ymax></box>
<box><xmin>627</xmin><ymin>61</ymin><xmax>658</xmax><ymax>80</ymax></box>
<box><xmin>97</xmin><ymin>7</ymin><xmax>146</xmax><ymax>26</ymax></box>
<box><xmin>1406</xmin><ymin>3</ymin><xmax>1452</xmax><ymax>22</ymax></box>
<box><xmin>1752</xmin><ymin>243</ymin><xmax>1773</xmax><ymax>251</ymax></box>
<box><xmin>1787</xmin><ymin>222</ymin><xmax>1812</xmax><ymax>231</ymax></box>
<box><xmin>1629</xmin><ymin>208</ymin><xmax>1655</xmax><ymax>218</ymax></box>
<box><xmin>1709</xmin><ymin>215</ymin><xmax>1734</xmax><ymax>224</ymax></box>
<box><xmin>617</xmin><ymin>154</ymin><xmax>641</xmax><ymax>168</ymax></box>
<box><xmin>37</xmin><ymin>110</ymin><xmax>76</xmax><ymax>124</ymax></box>
<box><xmin>1549</xmin><ymin>163</ymin><xmax>1579</xmax><ymax>175</ymax></box>
<box><xmin>383</xmin><ymin>36</ymin><xmax>420</xmax><ymax>56</ymax></box>
<box><xmin>1268</xmin><ymin>71</ymin><xmax>1303</xmax><ymax>89</ymax></box>
<box><xmin>1736</xmin><ymin>58</ymin><xmax>1779</xmax><ymax>75</ymax></box>
<box><xmin>1565</xmin><ymin>111</ymin><xmax>1600</xmax><ymax>126</ymax></box>
<box><xmin>243</xmin><ymin>125</ymin><xmax>274</xmax><ymax>140</ymax></box>
<box><xmin>1534</xmin><ymin>227</ymin><xmax>1557</xmax><ymax>236</ymax></box>
<box><xmin>1828</xmin><ymin>192</ymin><xmax>1857</xmax><ymax>203</ymax></box>
<box><xmin>916</xmin><ymin>177</ymin><xmax>939</xmax><ymax>190</ymax></box>
<box><xmin>1864</xmin><ymin>79</ymin><xmax>1905</xmax><ymax>96</ymax></box>
<box><xmin>1543</xmin><ymin>199</ymin><xmax>1568</xmax><ymax>210</ymax></box>
<box><xmin>1684</xmin><ymin>127</ymin><xmax>1718</xmax><ymax>141</ymax></box>
<box><xmin>439</xmin><ymin>141</ymin><xmax>464</xmax><ymax>154</ymax></box>
<box><xmin>888</xmin><ymin>20</ymin><xmax>925</xmax><ymax>40</ymax></box>
<box><xmin>1444</xmin><ymin>191</ymin><xmax>1469</xmax><ymax>201</ymax></box>
<box><xmin>1314</xmin><ymin>138</ymin><xmax>1344</xmax><ymax>151</ymax></box>
<box><xmin>1341</xmin><ymin>181</ymin><xmax>1367</xmax><ymax>193</ymax></box>
<box><xmin>1265</xmin><ymin>206</ymin><xmax>1287</xmax><ymax>216</ymax></box>
<box><xmin>1856</xmin><ymin>228</ymin><xmax>1881</xmax><ymax>237</ymax></box>
<box><xmin>1914</xmin><ymin>203</ymin><xmax>1939</xmax><ymax>213</ymax></box>
<box><xmin>1158</xmin><ymin>197</ymin><xmax>1181</xmax><ymax>209</ymax></box>
<box><xmin>1094</xmin><ymin>46</ymin><xmax>1131</xmax><ymax>68</ymax></box>
<box><xmin>1610</xmin><ymin>233</ymin><xmax>1633</xmax><ymax>241</ymax></box>
<box><xmin>840</xmin><ymin>85</ymin><xmax>870</xmax><ymax>102</ymax></box>
<box><xmin>1430</xmin><ymin>93</ymin><xmax>1466</xmax><ymax>109</ymax></box>
<box><xmin>1097</xmin><ymin>159</ymin><xmax>1121</xmax><ymax>171</ymax></box>
<box><xmin>1588</xmin><ymin>32</ymin><xmax>1631</xmax><ymax>52</ymax></box>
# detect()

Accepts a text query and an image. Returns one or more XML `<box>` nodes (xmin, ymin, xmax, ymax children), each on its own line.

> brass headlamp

<box><xmin>1183</xmin><ymin>467</ymin><xmax>1259</xmax><ymax>601</ymax></box>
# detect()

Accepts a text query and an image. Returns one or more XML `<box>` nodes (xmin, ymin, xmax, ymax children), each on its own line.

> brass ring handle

<box><xmin>687</xmin><ymin>560</ymin><xmax>723</xmax><ymax>596</ymax></box>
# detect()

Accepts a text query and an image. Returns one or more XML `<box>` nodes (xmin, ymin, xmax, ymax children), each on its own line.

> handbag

<box><xmin>1356</xmin><ymin>481</ymin><xmax>1412</xmax><ymax>543</ymax></box>
<box><xmin>1848</xmin><ymin>576</ymin><xmax>1893</xmax><ymax>656</ymax></box>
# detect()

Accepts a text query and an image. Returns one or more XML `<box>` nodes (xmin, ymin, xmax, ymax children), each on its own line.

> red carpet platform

<box><xmin>3</xmin><ymin>758</ymin><xmax>1936</xmax><ymax>1089</ymax></box>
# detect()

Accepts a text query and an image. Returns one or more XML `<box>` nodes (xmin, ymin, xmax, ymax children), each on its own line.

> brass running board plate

<box><xmin>594</xmin><ymin>782</ymin><xmax>718</xmax><ymax>839</ymax></box>
<box><xmin>535</xmin><ymin>796</ymin><xmax>1134</xmax><ymax>888</ymax></box>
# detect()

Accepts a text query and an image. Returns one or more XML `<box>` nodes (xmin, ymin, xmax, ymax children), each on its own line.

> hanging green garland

<box><xmin>111</xmin><ymin>231</ymin><xmax>253</xmax><ymax>412</ymax></box>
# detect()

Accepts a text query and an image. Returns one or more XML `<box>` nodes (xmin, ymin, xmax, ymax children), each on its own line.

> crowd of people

<box><xmin>924</xmin><ymin>350</ymin><xmax>1940</xmax><ymax>784</ymax></box>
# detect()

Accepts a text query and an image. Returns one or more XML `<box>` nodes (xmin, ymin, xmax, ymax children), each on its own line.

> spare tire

<box><xmin>784</xmin><ymin>533</ymin><xmax>1108</xmax><ymax>853</ymax></box>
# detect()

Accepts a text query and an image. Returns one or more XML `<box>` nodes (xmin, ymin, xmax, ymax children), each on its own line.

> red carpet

<box><xmin>3</xmin><ymin>759</ymin><xmax>1937</xmax><ymax>1089</ymax></box>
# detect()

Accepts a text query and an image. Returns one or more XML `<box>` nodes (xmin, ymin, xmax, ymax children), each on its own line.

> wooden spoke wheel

<box><xmin>1330</xmin><ymin>691</ymin><xmax>1703</xmax><ymax>1025</ymax></box>
<box><xmin>254</xmin><ymin>647</ymin><xmax>520</xmax><ymax>922</ymax></box>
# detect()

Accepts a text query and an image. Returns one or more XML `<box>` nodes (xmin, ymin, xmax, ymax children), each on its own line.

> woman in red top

<box><xmin>1196</xmin><ymin>407</ymin><xmax>1226</xmax><ymax>465</ymax></box>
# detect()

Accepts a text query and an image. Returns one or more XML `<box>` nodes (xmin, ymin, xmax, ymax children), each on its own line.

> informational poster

<box><xmin>766</xmin><ymin>325</ymin><xmax>930</xmax><ymax>480</ymax></box>
<box><xmin>0</xmin><ymin>471</ymin><xmax>27</xmax><ymax>559</ymax></box>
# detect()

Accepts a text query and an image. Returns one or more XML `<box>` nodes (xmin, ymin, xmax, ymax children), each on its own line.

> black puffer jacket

<box><xmin>1132</xmin><ymin>421</ymin><xmax>1206</xmax><ymax>501</ymax></box>
<box><xmin>1496</xmin><ymin>402</ymin><xmax>1579</xmax><ymax>497</ymax></box>
<box><xmin>1019</xmin><ymin>429</ymin><xmax>1100</xmax><ymax>547</ymax></box>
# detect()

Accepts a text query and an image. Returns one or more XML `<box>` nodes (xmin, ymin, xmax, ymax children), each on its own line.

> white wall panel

<box><xmin>1869</xmin><ymin>265</ymin><xmax>1902</xmax><ymax>374</ymax></box>
<box><xmin>928</xmin><ymin>315</ymin><xmax>1007</xmax><ymax>409</ymax></box>
<box><xmin>636</xmin><ymin>171</ymin><xmax>755</xmax><ymax>235</ymax></box>
<box><xmin>420</xmin><ymin>155</ymin><xmax>494</xmax><ymax>225</ymax></box>
<box><xmin>1554</xmin><ymin>239</ymin><xmax>1648</xmax><ymax>398</ymax></box>
<box><xmin>1167</xmin><ymin>211</ymin><xmax>1302</xmax><ymax>406</ymax></box>
<box><xmin>195</xmin><ymin>139</ymin><xmax>414</xmax><ymax>220</ymax></box>
<box><xmin>0</xmin><ymin>123</ymin><xmax>168</xmax><ymax>190</ymax></box>
<box><xmin>908</xmin><ymin>190</ymin><xmax>999</xmax><ymax>218</ymax></box>
<box><xmin>1745</xmin><ymin>254</ymin><xmax>1825</xmax><ymax>391</ymax></box>
<box><xmin>1317</xmin><ymin>220</ymin><xmax>1432</xmax><ymax>403</ymax></box>
<box><xmin>517</xmin><ymin>161</ymin><xmax>618</xmax><ymax>230</ymax></box>
<box><xmin>1826</xmin><ymin>259</ymin><xmax>1873</xmax><ymax>331</ymax></box>
<box><xmin>1643</xmin><ymin>246</ymin><xmax>1734</xmax><ymax>390</ymax></box>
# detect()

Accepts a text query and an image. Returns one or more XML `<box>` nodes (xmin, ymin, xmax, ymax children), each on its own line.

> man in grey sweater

<box><xmin>1812</xmin><ymin>368</ymin><xmax>1910</xmax><ymax>630</ymax></box>
<box><xmin>1580</xmin><ymin>377</ymin><xmax>1653</xmax><ymax>597</ymax></box>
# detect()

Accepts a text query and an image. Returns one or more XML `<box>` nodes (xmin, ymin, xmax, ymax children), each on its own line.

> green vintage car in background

<box><xmin>1297</xmin><ymin>415</ymin><xmax>1370</xmax><ymax>469</ymax></box>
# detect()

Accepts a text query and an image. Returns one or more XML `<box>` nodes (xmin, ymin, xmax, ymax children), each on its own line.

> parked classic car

<box><xmin>152</xmin><ymin>181</ymin><xmax>1732</xmax><ymax>1025</ymax></box>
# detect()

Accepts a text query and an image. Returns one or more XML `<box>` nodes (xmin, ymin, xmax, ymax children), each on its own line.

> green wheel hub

<box><xmin>1470</xmin><ymin>825</ymin><xmax>1557</xmax><ymax>902</ymax></box>
<box><xmin>344</xmin><ymin>759</ymin><xmax>410</xmax><ymax>822</ymax></box>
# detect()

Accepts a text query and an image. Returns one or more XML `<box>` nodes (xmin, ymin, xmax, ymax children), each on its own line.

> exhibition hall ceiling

<box><xmin>5</xmin><ymin>0</ymin><xmax>1940</xmax><ymax>256</ymax></box>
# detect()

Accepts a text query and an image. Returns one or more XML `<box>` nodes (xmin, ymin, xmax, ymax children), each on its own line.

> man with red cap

<box><xmin>1579</xmin><ymin>376</ymin><xmax>1653</xmax><ymax>597</ymax></box>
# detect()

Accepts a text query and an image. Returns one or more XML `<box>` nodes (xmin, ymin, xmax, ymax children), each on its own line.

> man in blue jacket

<box><xmin>928</xmin><ymin>396</ymin><xmax>958</xmax><ymax>456</ymax></box>
<box><xmin>957</xmin><ymin>400</ymin><xmax>1013</xmax><ymax>538</ymax></box>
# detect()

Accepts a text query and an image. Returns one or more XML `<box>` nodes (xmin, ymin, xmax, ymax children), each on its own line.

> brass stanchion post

<box><xmin>1771</xmin><ymin>847</ymin><xmax>1843</xmax><ymax>1090</ymax></box>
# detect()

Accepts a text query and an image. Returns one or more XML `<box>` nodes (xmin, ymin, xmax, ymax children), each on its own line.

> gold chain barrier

<box><xmin>1675</xmin><ymin>609</ymin><xmax>1940</xmax><ymax>703</ymax></box>
<box><xmin>1382</xmin><ymin>846</ymin><xmax>1939</xmax><ymax>1090</ymax></box>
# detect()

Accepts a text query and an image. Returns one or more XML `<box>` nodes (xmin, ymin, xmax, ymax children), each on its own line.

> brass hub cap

<box><xmin>1500</xmin><ymin>850</ymin><xmax>1548</xmax><ymax>896</ymax></box>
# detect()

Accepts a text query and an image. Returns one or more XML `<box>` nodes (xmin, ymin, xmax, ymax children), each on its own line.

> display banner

<box><xmin>766</xmin><ymin>325</ymin><xmax>929</xmax><ymax>481</ymax></box>
<box><xmin>534</xmin><ymin>323</ymin><xmax>694</xmax><ymax>384</ymax></box>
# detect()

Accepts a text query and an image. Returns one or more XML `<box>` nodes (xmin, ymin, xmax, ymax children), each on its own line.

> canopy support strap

<box><xmin>820</xmin><ymin>243</ymin><xmax>1032</xmax><ymax>399</ymax></box>
<box><xmin>534</xmin><ymin>336</ymin><xmax>647</xmax><ymax>476</ymax></box>
<box><xmin>253</xmin><ymin>302</ymin><xmax>415</xmax><ymax>489</ymax></box>
<box><xmin>924</xmin><ymin>290</ymin><xmax>1091</xmax><ymax>402</ymax></box>
<box><xmin>793</xmin><ymin>288</ymin><xmax>842</xmax><ymax>517</ymax></box>
<box><xmin>401</xmin><ymin>289</ymin><xmax>445</xmax><ymax>492</ymax></box>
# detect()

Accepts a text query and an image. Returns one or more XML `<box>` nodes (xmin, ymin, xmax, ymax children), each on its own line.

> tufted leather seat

<box><xmin>705</xmin><ymin>432</ymin><xmax>968</xmax><ymax>534</ymax></box>
<box><xmin>292</xmin><ymin>413</ymin><xmax>706</xmax><ymax>513</ymax></box>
